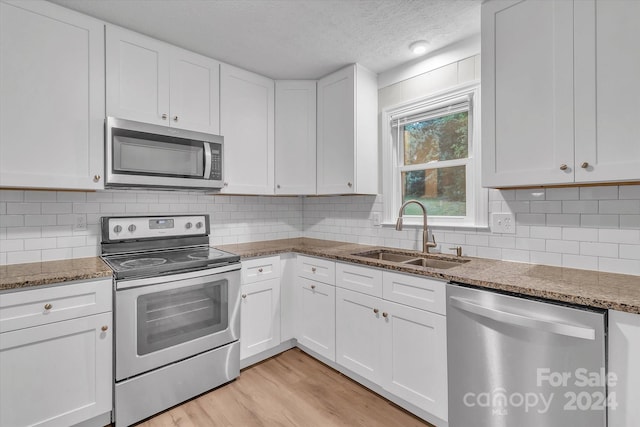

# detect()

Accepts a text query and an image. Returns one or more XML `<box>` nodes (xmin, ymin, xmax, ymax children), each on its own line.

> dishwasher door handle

<box><xmin>449</xmin><ymin>296</ymin><xmax>596</xmax><ymax>340</ymax></box>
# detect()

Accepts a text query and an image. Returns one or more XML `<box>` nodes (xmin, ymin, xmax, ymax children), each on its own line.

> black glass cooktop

<box><xmin>103</xmin><ymin>246</ymin><xmax>240</xmax><ymax>280</ymax></box>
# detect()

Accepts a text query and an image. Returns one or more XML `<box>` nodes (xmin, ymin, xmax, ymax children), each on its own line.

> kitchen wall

<box><xmin>0</xmin><ymin>189</ymin><xmax>302</xmax><ymax>265</ymax></box>
<box><xmin>303</xmin><ymin>54</ymin><xmax>640</xmax><ymax>276</ymax></box>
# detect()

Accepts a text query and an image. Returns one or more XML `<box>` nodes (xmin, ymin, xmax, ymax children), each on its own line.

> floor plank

<box><xmin>135</xmin><ymin>349</ymin><xmax>435</xmax><ymax>427</ymax></box>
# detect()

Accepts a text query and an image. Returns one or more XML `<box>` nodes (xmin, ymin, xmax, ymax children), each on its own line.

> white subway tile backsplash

<box><xmin>562</xmin><ymin>254</ymin><xmax>598</xmax><ymax>271</ymax></box>
<box><xmin>530</xmin><ymin>251</ymin><xmax>562</xmax><ymax>267</ymax></box>
<box><xmin>1</xmin><ymin>215</ymin><xmax>24</xmax><ymax>227</ymax></box>
<box><xmin>598</xmin><ymin>257</ymin><xmax>640</xmax><ymax>276</ymax></box>
<box><xmin>580</xmin><ymin>242</ymin><xmax>618</xmax><ymax>258</ymax></box>
<box><xmin>41</xmin><ymin>248</ymin><xmax>73</xmax><ymax>262</ymax></box>
<box><xmin>562</xmin><ymin>227</ymin><xmax>598</xmax><ymax>242</ymax></box>
<box><xmin>620</xmin><ymin>215</ymin><xmax>640</xmax><ymax>229</ymax></box>
<box><xmin>56</xmin><ymin>236</ymin><xmax>86</xmax><ymax>248</ymax></box>
<box><xmin>546</xmin><ymin>187</ymin><xmax>579</xmax><ymax>200</ymax></box>
<box><xmin>41</xmin><ymin>203</ymin><xmax>73</xmax><ymax>214</ymax></box>
<box><xmin>57</xmin><ymin>192</ymin><xmax>86</xmax><ymax>202</ymax></box>
<box><xmin>24</xmin><ymin>238</ymin><xmax>57</xmax><ymax>250</ymax></box>
<box><xmin>0</xmin><ymin>239</ymin><xmax>24</xmax><ymax>252</ymax></box>
<box><xmin>7</xmin><ymin>203</ymin><xmax>41</xmax><ymax>215</ymax></box>
<box><xmin>7</xmin><ymin>250</ymin><xmax>41</xmax><ymax>264</ymax></box>
<box><xmin>530</xmin><ymin>201</ymin><xmax>562</xmax><ymax>213</ymax></box>
<box><xmin>546</xmin><ymin>239</ymin><xmax>580</xmax><ymax>254</ymax></box>
<box><xmin>530</xmin><ymin>226</ymin><xmax>562</xmax><ymax>240</ymax></box>
<box><xmin>515</xmin><ymin>189</ymin><xmax>545</xmax><ymax>200</ymax></box>
<box><xmin>619</xmin><ymin>185</ymin><xmax>640</xmax><ymax>200</ymax></box>
<box><xmin>598</xmin><ymin>229</ymin><xmax>640</xmax><ymax>244</ymax></box>
<box><xmin>580</xmin><ymin>186</ymin><xmax>618</xmax><ymax>200</ymax></box>
<box><xmin>502</xmin><ymin>249</ymin><xmax>530</xmax><ymax>263</ymax></box>
<box><xmin>562</xmin><ymin>200</ymin><xmax>598</xmax><ymax>214</ymax></box>
<box><xmin>546</xmin><ymin>214</ymin><xmax>580</xmax><ymax>227</ymax></box>
<box><xmin>24</xmin><ymin>191</ymin><xmax>57</xmax><ymax>202</ymax></box>
<box><xmin>515</xmin><ymin>213</ymin><xmax>545</xmax><ymax>226</ymax></box>
<box><xmin>599</xmin><ymin>200</ymin><xmax>640</xmax><ymax>214</ymax></box>
<box><xmin>7</xmin><ymin>227</ymin><xmax>41</xmax><ymax>239</ymax></box>
<box><xmin>516</xmin><ymin>238</ymin><xmax>546</xmax><ymax>251</ymax></box>
<box><xmin>0</xmin><ymin>190</ymin><xmax>24</xmax><ymax>202</ymax></box>
<box><xmin>620</xmin><ymin>245</ymin><xmax>640</xmax><ymax>260</ymax></box>
<box><xmin>580</xmin><ymin>214</ymin><xmax>619</xmax><ymax>229</ymax></box>
<box><xmin>25</xmin><ymin>215</ymin><xmax>56</xmax><ymax>227</ymax></box>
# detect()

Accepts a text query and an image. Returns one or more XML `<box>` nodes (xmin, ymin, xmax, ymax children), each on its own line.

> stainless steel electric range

<box><xmin>101</xmin><ymin>214</ymin><xmax>241</xmax><ymax>426</ymax></box>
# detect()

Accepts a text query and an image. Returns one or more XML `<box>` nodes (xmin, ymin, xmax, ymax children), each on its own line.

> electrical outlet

<box><xmin>73</xmin><ymin>214</ymin><xmax>87</xmax><ymax>231</ymax></box>
<box><xmin>492</xmin><ymin>213</ymin><xmax>515</xmax><ymax>234</ymax></box>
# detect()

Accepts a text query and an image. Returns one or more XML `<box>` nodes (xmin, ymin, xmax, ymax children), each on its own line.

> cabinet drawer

<box><xmin>336</xmin><ymin>262</ymin><xmax>383</xmax><ymax>297</ymax></box>
<box><xmin>382</xmin><ymin>272</ymin><xmax>446</xmax><ymax>315</ymax></box>
<box><xmin>297</xmin><ymin>255</ymin><xmax>335</xmax><ymax>285</ymax></box>
<box><xmin>0</xmin><ymin>278</ymin><xmax>112</xmax><ymax>333</ymax></box>
<box><xmin>242</xmin><ymin>255</ymin><xmax>281</xmax><ymax>284</ymax></box>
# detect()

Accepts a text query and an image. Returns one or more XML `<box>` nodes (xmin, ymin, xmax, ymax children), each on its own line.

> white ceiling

<box><xmin>49</xmin><ymin>0</ymin><xmax>481</xmax><ymax>80</ymax></box>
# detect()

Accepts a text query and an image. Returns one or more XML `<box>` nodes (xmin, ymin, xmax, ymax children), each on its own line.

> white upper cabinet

<box><xmin>0</xmin><ymin>0</ymin><xmax>104</xmax><ymax>190</ymax></box>
<box><xmin>275</xmin><ymin>80</ymin><xmax>317</xmax><ymax>195</ymax></box>
<box><xmin>106</xmin><ymin>25</ymin><xmax>220</xmax><ymax>134</ymax></box>
<box><xmin>317</xmin><ymin>64</ymin><xmax>378</xmax><ymax>195</ymax></box>
<box><xmin>573</xmin><ymin>0</ymin><xmax>640</xmax><ymax>183</ymax></box>
<box><xmin>482</xmin><ymin>0</ymin><xmax>640</xmax><ymax>187</ymax></box>
<box><xmin>220</xmin><ymin>64</ymin><xmax>275</xmax><ymax>194</ymax></box>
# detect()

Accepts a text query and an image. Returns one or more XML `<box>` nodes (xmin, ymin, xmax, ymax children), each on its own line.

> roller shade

<box><xmin>390</xmin><ymin>94</ymin><xmax>472</xmax><ymax>128</ymax></box>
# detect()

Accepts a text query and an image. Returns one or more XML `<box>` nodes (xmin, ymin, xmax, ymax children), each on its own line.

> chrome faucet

<box><xmin>395</xmin><ymin>200</ymin><xmax>437</xmax><ymax>253</ymax></box>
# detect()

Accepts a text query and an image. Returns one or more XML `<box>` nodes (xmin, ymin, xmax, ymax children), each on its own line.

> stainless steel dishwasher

<box><xmin>447</xmin><ymin>283</ymin><xmax>607</xmax><ymax>427</ymax></box>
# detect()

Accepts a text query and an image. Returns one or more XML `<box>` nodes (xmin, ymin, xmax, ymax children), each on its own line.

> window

<box><xmin>382</xmin><ymin>83</ymin><xmax>487</xmax><ymax>227</ymax></box>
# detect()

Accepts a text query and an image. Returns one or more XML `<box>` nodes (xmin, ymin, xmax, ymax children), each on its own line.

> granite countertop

<box><xmin>2</xmin><ymin>238</ymin><xmax>639</xmax><ymax>314</ymax></box>
<box><xmin>219</xmin><ymin>237</ymin><xmax>640</xmax><ymax>314</ymax></box>
<box><xmin>0</xmin><ymin>257</ymin><xmax>112</xmax><ymax>291</ymax></box>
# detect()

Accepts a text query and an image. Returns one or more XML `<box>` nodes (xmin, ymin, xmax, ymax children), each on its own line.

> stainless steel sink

<box><xmin>357</xmin><ymin>251</ymin><xmax>420</xmax><ymax>263</ymax></box>
<box><xmin>353</xmin><ymin>249</ymin><xmax>469</xmax><ymax>270</ymax></box>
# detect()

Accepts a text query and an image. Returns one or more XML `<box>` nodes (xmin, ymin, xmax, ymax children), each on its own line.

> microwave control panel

<box><xmin>210</xmin><ymin>143</ymin><xmax>222</xmax><ymax>180</ymax></box>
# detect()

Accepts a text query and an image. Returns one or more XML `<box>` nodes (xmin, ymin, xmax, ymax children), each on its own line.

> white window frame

<box><xmin>381</xmin><ymin>82</ymin><xmax>488</xmax><ymax>228</ymax></box>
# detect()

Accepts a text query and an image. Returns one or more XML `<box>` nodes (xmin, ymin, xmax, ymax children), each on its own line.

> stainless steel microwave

<box><xmin>105</xmin><ymin>117</ymin><xmax>224</xmax><ymax>190</ymax></box>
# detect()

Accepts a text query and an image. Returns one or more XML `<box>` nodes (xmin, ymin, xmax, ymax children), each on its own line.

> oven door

<box><xmin>115</xmin><ymin>267</ymin><xmax>240</xmax><ymax>381</ymax></box>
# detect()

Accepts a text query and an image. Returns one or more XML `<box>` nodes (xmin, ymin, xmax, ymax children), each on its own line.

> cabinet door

<box><xmin>481</xmin><ymin>0</ymin><xmax>574</xmax><ymax>187</ymax></box>
<box><xmin>0</xmin><ymin>312</ymin><xmax>112</xmax><ymax>427</ymax></box>
<box><xmin>335</xmin><ymin>288</ymin><xmax>384</xmax><ymax>384</ymax></box>
<box><xmin>106</xmin><ymin>25</ymin><xmax>170</xmax><ymax>126</ymax></box>
<box><xmin>0</xmin><ymin>0</ymin><xmax>104</xmax><ymax>190</ymax></box>
<box><xmin>170</xmin><ymin>49</ymin><xmax>220</xmax><ymax>134</ymax></box>
<box><xmin>240</xmin><ymin>279</ymin><xmax>281</xmax><ymax>360</ymax></box>
<box><xmin>220</xmin><ymin>64</ymin><xmax>275</xmax><ymax>194</ymax></box>
<box><xmin>317</xmin><ymin>66</ymin><xmax>356</xmax><ymax>194</ymax></box>
<box><xmin>574</xmin><ymin>0</ymin><xmax>640</xmax><ymax>183</ymax></box>
<box><xmin>382</xmin><ymin>301</ymin><xmax>447</xmax><ymax>421</ymax></box>
<box><xmin>608</xmin><ymin>310</ymin><xmax>640</xmax><ymax>427</ymax></box>
<box><xmin>275</xmin><ymin>80</ymin><xmax>317</xmax><ymax>195</ymax></box>
<box><xmin>297</xmin><ymin>278</ymin><xmax>335</xmax><ymax>361</ymax></box>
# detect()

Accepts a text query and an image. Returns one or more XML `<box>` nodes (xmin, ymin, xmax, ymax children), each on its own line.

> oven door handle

<box><xmin>203</xmin><ymin>142</ymin><xmax>212</xmax><ymax>179</ymax></box>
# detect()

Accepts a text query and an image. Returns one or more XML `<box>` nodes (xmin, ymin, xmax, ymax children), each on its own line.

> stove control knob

<box><xmin>128</xmin><ymin>224</ymin><xmax>136</xmax><ymax>232</ymax></box>
<box><xmin>113</xmin><ymin>225</ymin><xmax>122</xmax><ymax>233</ymax></box>
<box><xmin>185</xmin><ymin>222</ymin><xmax>193</xmax><ymax>229</ymax></box>
<box><xmin>196</xmin><ymin>222</ymin><xmax>203</xmax><ymax>229</ymax></box>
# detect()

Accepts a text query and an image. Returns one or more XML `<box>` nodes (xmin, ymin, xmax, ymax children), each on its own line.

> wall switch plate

<box><xmin>492</xmin><ymin>213</ymin><xmax>515</xmax><ymax>234</ymax></box>
<box><xmin>73</xmin><ymin>214</ymin><xmax>87</xmax><ymax>231</ymax></box>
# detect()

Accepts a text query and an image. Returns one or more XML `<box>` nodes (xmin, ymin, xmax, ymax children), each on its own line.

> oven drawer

<box><xmin>242</xmin><ymin>256</ymin><xmax>281</xmax><ymax>284</ymax></box>
<box><xmin>0</xmin><ymin>278</ymin><xmax>112</xmax><ymax>333</ymax></box>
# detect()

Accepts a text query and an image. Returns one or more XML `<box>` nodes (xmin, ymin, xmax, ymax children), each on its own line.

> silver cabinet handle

<box><xmin>560</xmin><ymin>164</ymin><xmax>568</xmax><ymax>171</ymax></box>
<box><xmin>449</xmin><ymin>297</ymin><xmax>596</xmax><ymax>340</ymax></box>
<box><xmin>258</xmin><ymin>268</ymin><xmax>263</xmax><ymax>273</ymax></box>
<box><xmin>373</xmin><ymin>308</ymin><xmax>379</xmax><ymax>314</ymax></box>
<box><xmin>173</xmin><ymin>116</ymin><xmax>179</xmax><ymax>122</ymax></box>
<box><xmin>347</xmin><ymin>182</ymin><xmax>353</xmax><ymax>188</ymax></box>
<box><xmin>242</xmin><ymin>294</ymin><xmax>247</xmax><ymax>299</ymax></box>
<box><xmin>581</xmin><ymin>162</ymin><xmax>589</xmax><ymax>169</ymax></box>
<box><xmin>101</xmin><ymin>325</ymin><xmax>109</xmax><ymax>332</ymax></box>
<box><xmin>310</xmin><ymin>284</ymin><xmax>316</xmax><ymax>290</ymax></box>
<box><xmin>44</xmin><ymin>303</ymin><xmax>52</xmax><ymax>310</ymax></box>
<box><xmin>162</xmin><ymin>113</ymin><xmax>168</xmax><ymax>120</ymax></box>
<box><xmin>382</xmin><ymin>312</ymin><xmax>388</xmax><ymax>318</ymax></box>
<box><xmin>93</xmin><ymin>174</ymin><xmax>101</xmax><ymax>182</ymax></box>
<box><xmin>311</xmin><ymin>267</ymin><xmax>316</xmax><ymax>273</ymax></box>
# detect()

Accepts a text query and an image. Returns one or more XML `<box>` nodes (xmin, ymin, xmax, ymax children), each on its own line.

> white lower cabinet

<box><xmin>297</xmin><ymin>278</ymin><xmax>336</xmax><ymax>361</ymax></box>
<box><xmin>336</xmin><ymin>288</ymin><xmax>384</xmax><ymax>384</ymax></box>
<box><xmin>0</xmin><ymin>278</ymin><xmax>112</xmax><ymax>427</ymax></box>
<box><xmin>608</xmin><ymin>309</ymin><xmax>640</xmax><ymax>427</ymax></box>
<box><xmin>240</xmin><ymin>256</ymin><xmax>281</xmax><ymax>361</ymax></box>
<box><xmin>382</xmin><ymin>299</ymin><xmax>447</xmax><ymax>421</ymax></box>
<box><xmin>335</xmin><ymin>263</ymin><xmax>448</xmax><ymax>423</ymax></box>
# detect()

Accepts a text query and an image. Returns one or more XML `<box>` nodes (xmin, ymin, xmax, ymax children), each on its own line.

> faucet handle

<box><xmin>449</xmin><ymin>246</ymin><xmax>462</xmax><ymax>257</ymax></box>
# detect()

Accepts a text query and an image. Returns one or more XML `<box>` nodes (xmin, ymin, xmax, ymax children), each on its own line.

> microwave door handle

<box><xmin>203</xmin><ymin>143</ymin><xmax>212</xmax><ymax>179</ymax></box>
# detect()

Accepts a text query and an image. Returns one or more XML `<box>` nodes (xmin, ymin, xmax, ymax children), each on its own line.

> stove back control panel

<box><xmin>105</xmin><ymin>215</ymin><xmax>208</xmax><ymax>241</ymax></box>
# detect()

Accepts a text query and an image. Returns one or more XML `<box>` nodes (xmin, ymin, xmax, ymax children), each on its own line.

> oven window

<box><xmin>136</xmin><ymin>279</ymin><xmax>228</xmax><ymax>355</ymax></box>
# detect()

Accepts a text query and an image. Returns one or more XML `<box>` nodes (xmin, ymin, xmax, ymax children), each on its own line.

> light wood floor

<box><xmin>135</xmin><ymin>348</ymin><xmax>435</xmax><ymax>427</ymax></box>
